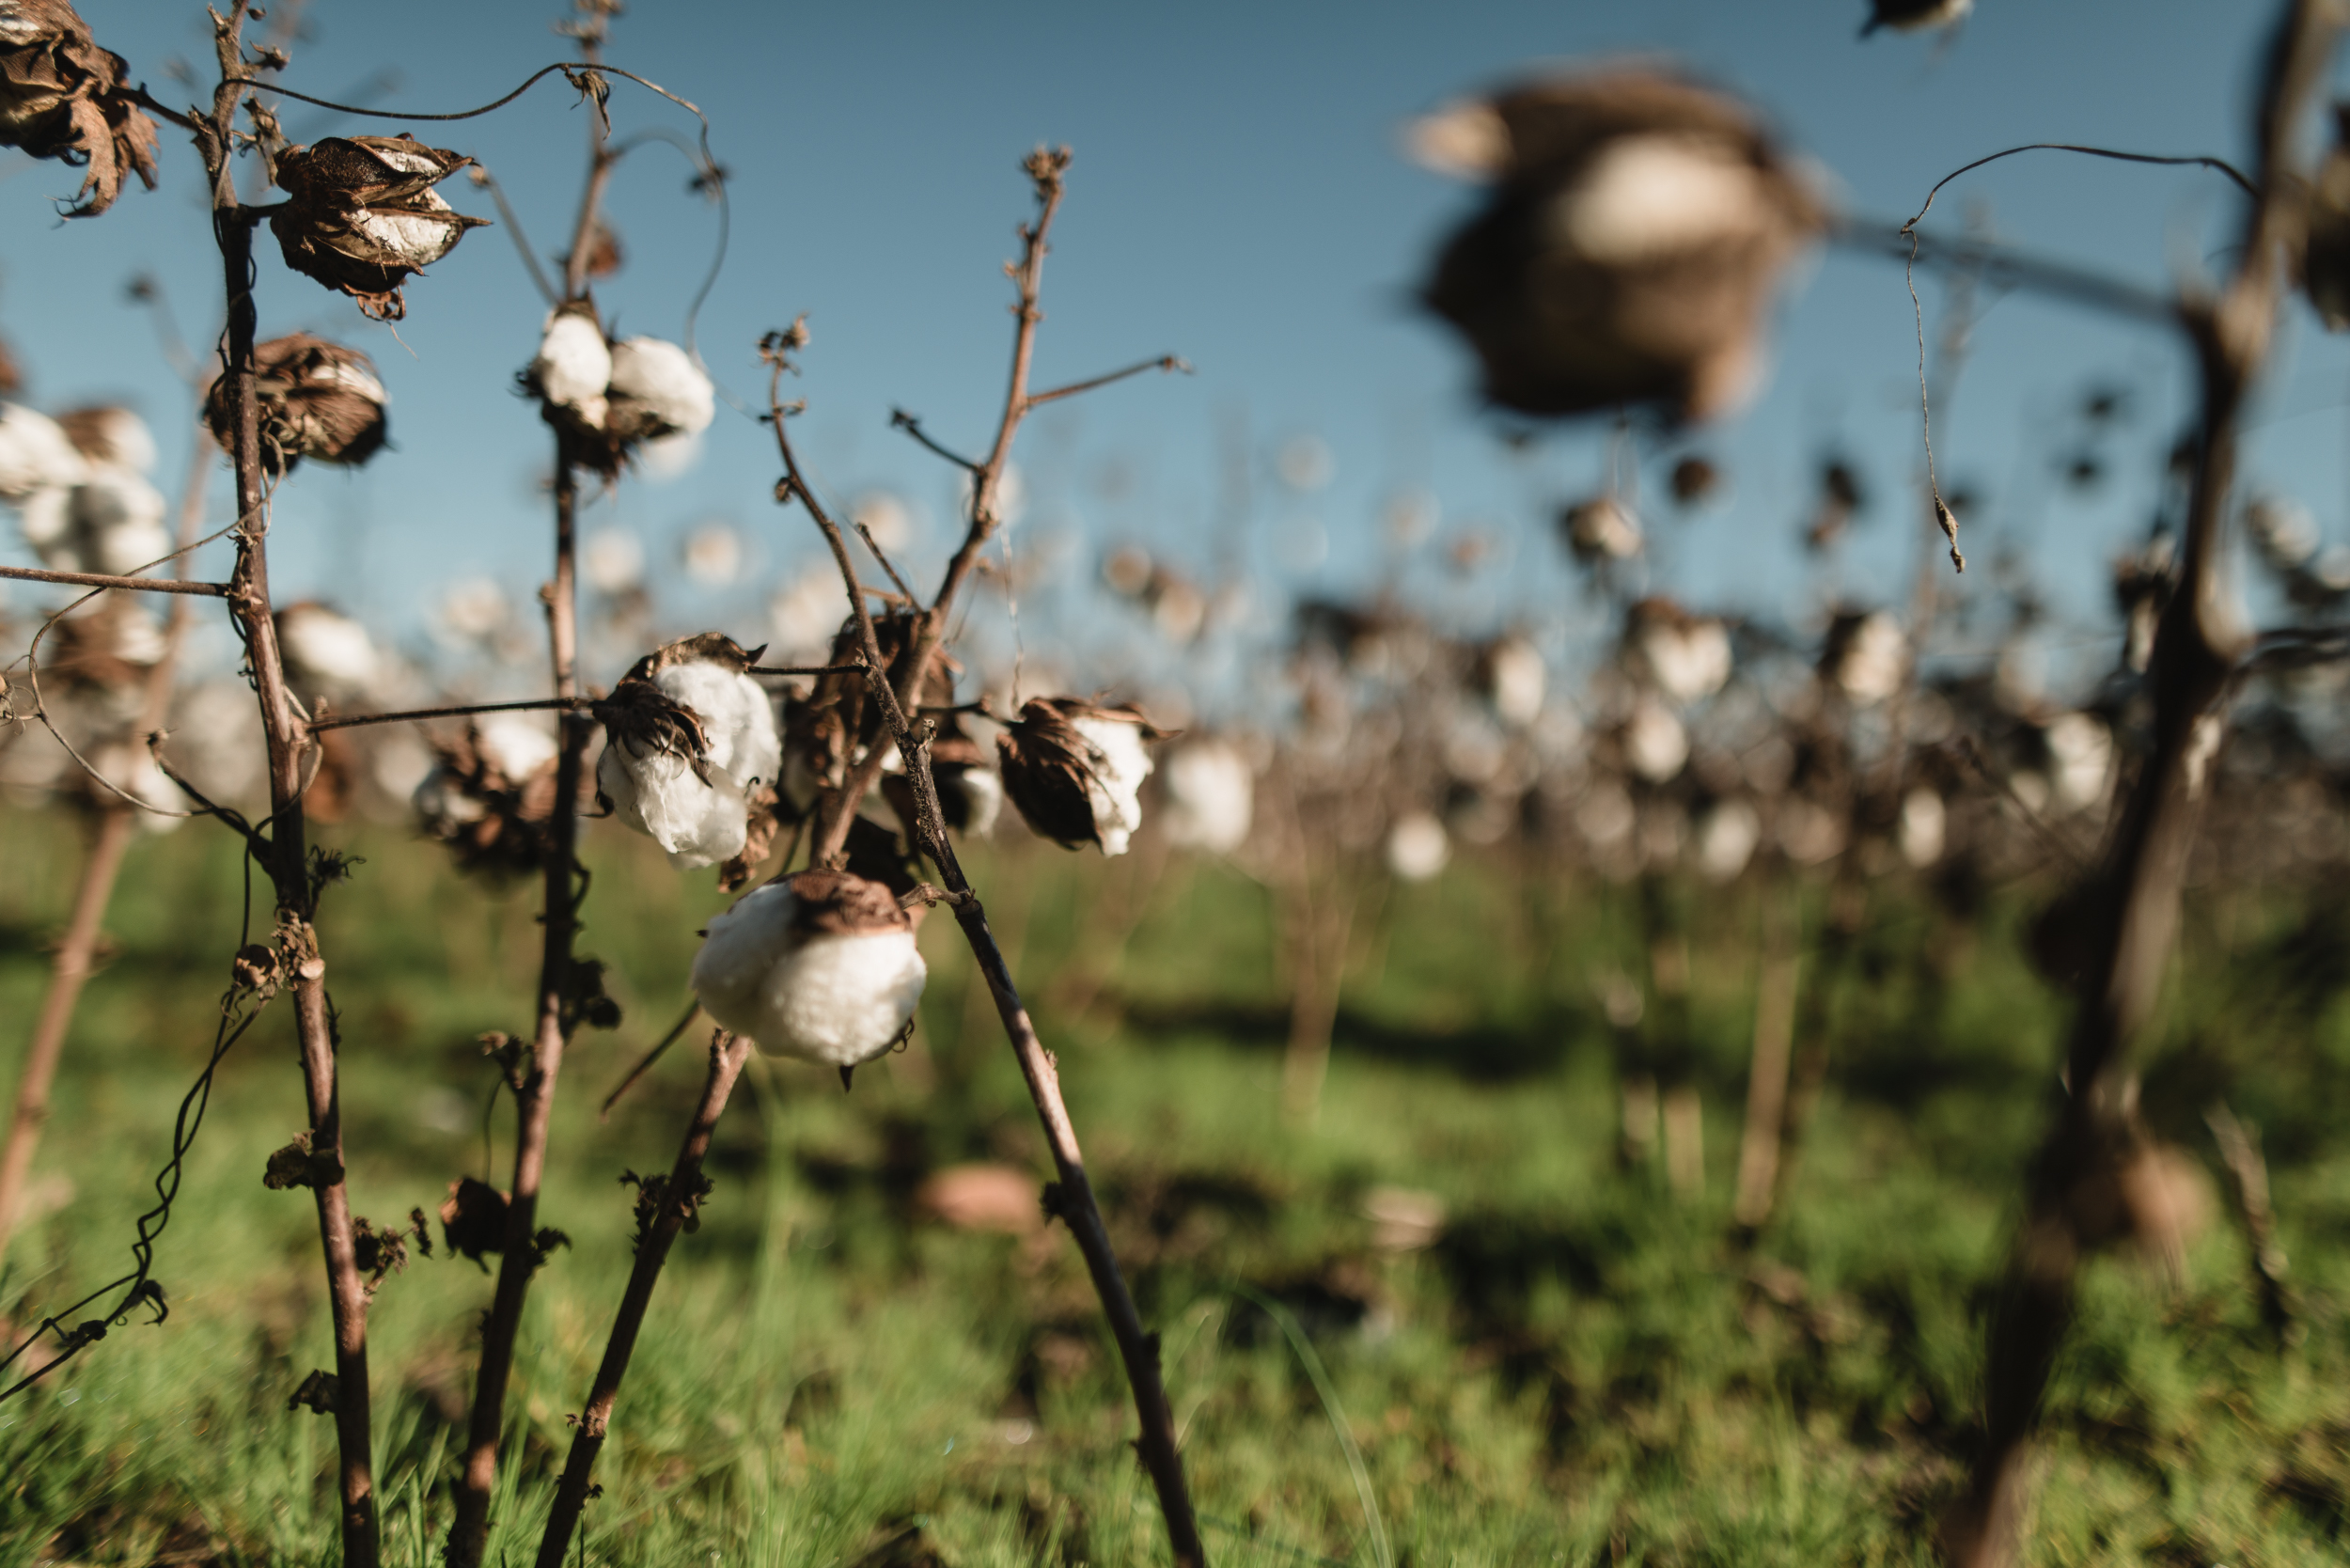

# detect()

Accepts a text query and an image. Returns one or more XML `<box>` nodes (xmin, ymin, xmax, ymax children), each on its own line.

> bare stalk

<box><xmin>0</xmin><ymin>429</ymin><xmax>215</xmax><ymax>1278</ymax></box>
<box><xmin>534</xmin><ymin>1032</ymin><xmax>753</xmax><ymax>1568</ymax></box>
<box><xmin>1942</xmin><ymin>8</ymin><xmax>2341</xmax><ymax>1563</ymax></box>
<box><xmin>771</xmin><ymin>389</ymin><xmax>1206</xmax><ymax>1567</ymax></box>
<box><xmin>448</xmin><ymin>14</ymin><xmax>612</xmax><ymax>1550</ymax></box>
<box><xmin>199</xmin><ymin>7</ymin><xmax>379</xmax><ymax>1560</ymax></box>
<box><xmin>0</xmin><ymin>564</ymin><xmax>227</xmax><ymax>596</ymax></box>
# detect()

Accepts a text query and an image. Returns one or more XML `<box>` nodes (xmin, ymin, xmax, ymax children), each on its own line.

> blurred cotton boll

<box><xmin>692</xmin><ymin>869</ymin><xmax>926</xmax><ymax>1073</ymax></box>
<box><xmin>1629</xmin><ymin>599</ymin><xmax>1731</xmax><ymax>704</ymax></box>
<box><xmin>1899</xmin><ymin>788</ymin><xmax>1946</xmax><ymax>869</ymax></box>
<box><xmin>1825</xmin><ymin>610</ymin><xmax>1905</xmax><ymax>706</ymax></box>
<box><xmin>1479</xmin><ymin>635</ymin><xmax>1546</xmax><ymax>728</ymax></box>
<box><xmin>63</xmin><ymin>470</ymin><xmax>168</xmax><ymax>576</ymax></box>
<box><xmin>276</xmin><ymin>603</ymin><xmax>381</xmax><ymax>703</ymax></box>
<box><xmin>1695</xmin><ymin>799</ymin><xmax>1760</xmax><ymax>883</ymax></box>
<box><xmin>583</xmin><ymin>528</ymin><xmax>646</xmax><ymax>595</ymax></box>
<box><xmin>1561</xmin><ymin>494</ymin><xmax>1641</xmax><ymax>563</ymax></box>
<box><xmin>1418</xmin><ymin>67</ymin><xmax>1825</xmax><ymax>422</ymax></box>
<box><xmin>1622</xmin><ymin>698</ymin><xmax>1689</xmax><ymax>783</ymax></box>
<box><xmin>851</xmin><ymin>491</ymin><xmax>914</xmax><ymax>553</ymax></box>
<box><xmin>2044</xmin><ymin>713</ymin><xmax>2113</xmax><ymax>811</ymax></box>
<box><xmin>682</xmin><ymin>523</ymin><xmax>743</xmax><ymax>588</ymax></box>
<box><xmin>771</xmin><ymin>570</ymin><xmax>845</xmax><ymax>657</ymax></box>
<box><xmin>1386</xmin><ymin>810</ymin><xmax>1451</xmax><ymax>882</ymax></box>
<box><xmin>2246</xmin><ymin>494</ymin><xmax>2320</xmax><ymax>572</ymax></box>
<box><xmin>635</xmin><ymin>429</ymin><xmax>704</xmax><ymax>480</ymax></box>
<box><xmin>439</xmin><ymin>578</ymin><xmax>510</xmax><ymax>644</ymax></box>
<box><xmin>1161</xmin><ymin>740</ymin><xmax>1254</xmax><ymax>855</ymax></box>
<box><xmin>1384</xmin><ymin>487</ymin><xmax>1440</xmax><ymax>549</ymax></box>
<box><xmin>0</xmin><ymin>404</ymin><xmax>90</xmax><ymax>501</ymax></box>
<box><xmin>959</xmin><ymin>463</ymin><xmax>1026</xmax><ymax>527</ymax></box>
<box><xmin>56</xmin><ymin>406</ymin><xmax>156</xmax><ymax>475</ymax></box>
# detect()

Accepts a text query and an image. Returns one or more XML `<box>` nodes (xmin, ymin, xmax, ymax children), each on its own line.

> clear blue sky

<box><xmin>1</xmin><ymin>0</ymin><xmax>2340</xmax><ymax>707</ymax></box>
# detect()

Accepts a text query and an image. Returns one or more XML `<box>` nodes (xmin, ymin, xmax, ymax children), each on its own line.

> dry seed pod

<box><xmin>0</xmin><ymin>0</ymin><xmax>157</xmax><ymax>216</ymax></box>
<box><xmin>413</xmin><ymin>714</ymin><xmax>563</xmax><ymax>880</ymax></box>
<box><xmin>692</xmin><ymin>868</ymin><xmax>927</xmax><ymax>1076</ymax></box>
<box><xmin>270</xmin><ymin>134</ymin><xmax>489</xmax><ymax>320</ymax></box>
<box><xmin>1860</xmin><ymin>0</ymin><xmax>1972</xmax><ymax>36</ymax></box>
<box><xmin>1418</xmin><ymin>67</ymin><xmax>1824</xmax><ymax>421</ymax></box>
<box><xmin>995</xmin><ymin>697</ymin><xmax>1164</xmax><ymax>856</ymax></box>
<box><xmin>204</xmin><ymin>335</ymin><xmax>389</xmax><ymax>476</ymax></box>
<box><xmin>596</xmin><ymin>633</ymin><xmax>782</xmax><ymax>870</ymax></box>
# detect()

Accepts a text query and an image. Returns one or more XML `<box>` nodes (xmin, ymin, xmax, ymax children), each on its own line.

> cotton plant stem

<box><xmin>446</xmin><ymin>462</ymin><xmax>589</xmax><ymax>1568</ymax></box>
<box><xmin>200</xmin><ymin>11</ymin><xmax>377</xmax><ymax>1560</ymax></box>
<box><xmin>533</xmin><ymin>1032</ymin><xmax>754</xmax><ymax>1568</ymax></box>
<box><xmin>0</xmin><ymin>428</ymin><xmax>214</xmax><ymax>1278</ymax></box>
<box><xmin>1731</xmin><ymin>890</ymin><xmax>1802</xmax><ymax>1238</ymax></box>
<box><xmin>0</xmin><ymin>808</ymin><xmax>136</xmax><ymax>1276</ymax></box>
<box><xmin>776</xmin><ymin>416</ymin><xmax>1206</xmax><ymax>1567</ymax></box>
<box><xmin>1943</xmin><ymin>7</ymin><xmax>2340</xmax><ymax>1563</ymax></box>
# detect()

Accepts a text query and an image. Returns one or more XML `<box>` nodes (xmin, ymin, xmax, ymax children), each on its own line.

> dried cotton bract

<box><xmin>996</xmin><ymin>698</ymin><xmax>1163</xmax><ymax>856</ymax></box>
<box><xmin>0</xmin><ymin>0</ymin><xmax>157</xmax><ymax>216</ymax></box>
<box><xmin>1859</xmin><ymin>0</ymin><xmax>1972</xmax><ymax>35</ymax></box>
<box><xmin>205</xmin><ymin>336</ymin><xmax>389</xmax><ymax>476</ymax></box>
<box><xmin>692</xmin><ymin>869</ymin><xmax>927</xmax><ymax>1076</ymax></box>
<box><xmin>596</xmin><ymin>634</ymin><xmax>782</xmax><ymax>870</ymax></box>
<box><xmin>271</xmin><ymin>134</ymin><xmax>489</xmax><ymax>320</ymax></box>
<box><xmin>1418</xmin><ymin>67</ymin><xmax>1825</xmax><ymax>421</ymax></box>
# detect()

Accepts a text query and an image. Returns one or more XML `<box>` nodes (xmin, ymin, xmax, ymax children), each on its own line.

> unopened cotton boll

<box><xmin>596</xmin><ymin>633</ymin><xmax>782</xmax><ymax>870</ymax></box>
<box><xmin>0</xmin><ymin>403</ymin><xmax>90</xmax><ymax>500</ymax></box>
<box><xmin>1386</xmin><ymin>810</ymin><xmax>1451</xmax><ymax>882</ymax></box>
<box><xmin>1161</xmin><ymin>740</ymin><xmax>1254</xmax><ymax>855</ymax></box>
<box><xmin>692</xmin><ymin>868</ymin><xmax>927</xmax><ymax>1074</ymax></box>
<box><xmin>606</xmin><ymin>337</ymin><xmax>714</xmax><ymax>442</ymax></box>
<box><xmin>531</xmin><ymin>307</ymin><xmax>611</xmax><ymax>430</ymax></box>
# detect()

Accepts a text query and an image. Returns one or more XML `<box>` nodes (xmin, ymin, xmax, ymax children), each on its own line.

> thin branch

<box><xmin>306</xmin><ymin>696</ymin><xmax>590</xmax><ymax>733</ymax></box>
<box><xmin>0</xmin><ymin>564</ymin><xmax>227</xmax><ymax>597</ymax></box>
<box><xmin>598</xmin><ymin>999</ymin><xmax>703</xmax><ymax>1120</ymax></box>
<box><xmin>747</xmin><ymin>663</ymin><xmax>865</xmax><ymax>677</ymax></box>
<box><xmin>1903</xmin><ymin>143</ymin><xmax>2255</xmax><ymax>235</ymax></box>
<box><xmin>887</xmin><ymin>407</ymin><xmax>981</xmax><ymax>472</ymax></box>
<box><xmin>1024</xmin><ymin>353</ymin><xmax>1191</xmax><ymax>409</ymax></box>
<box><xmin>1834</xmin><ymin>218</ymin><xmax>2177</xmax><ymax>325</ymax></box>
<box><xmin>855</xmin><ymin>521</ymin><xmax>919</xmax><ymax>604</ymax></box>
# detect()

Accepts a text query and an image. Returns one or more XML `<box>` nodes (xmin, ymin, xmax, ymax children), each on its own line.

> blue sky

<box><xmin>1</xmin><ymin>0</ymin><xmax>2340</xmax><ymax>711</ymax></box>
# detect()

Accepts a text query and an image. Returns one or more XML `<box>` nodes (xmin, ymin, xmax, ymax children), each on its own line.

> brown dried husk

<box><xmin>44</xmin><ymin>596</ymin><xmax>154</xmax><ymax>695</ymax></box>
<box><xmin>780</xmin><ymin>612</ymin><xmax>957</xmax><ymax>817</ymax></box>
<box><xmin>995</xmin><ymin>697</ymin><xmax>1159</xmax><ymax>852</ymax></box>
<box><xmin>1422</xmin><ymin>68</ymin><xmax>1824</xmax><ymax>422</ymax></box>
<box><xmin>419</xmin><ymin>721</ymin><xmax>566</xmax><ymax>880</ymax></box>
<box><xmin>0</xmin><ymin>0</ymin><xmax>157</xmax><ymax>217</ymax></box>
<box><xmin>271</xmin><ymin>134</ymin><xmax>489</xmax><ymax>320</ymax></box>
<box><xmin>782</xmin><ymin>866</ymin><xmax>912</xmax><ymax>937</ymax></box>
<box><xmin>203</xmin><ymin>334</ymin><xmax>388</xmax><ymax>477</ymax></box>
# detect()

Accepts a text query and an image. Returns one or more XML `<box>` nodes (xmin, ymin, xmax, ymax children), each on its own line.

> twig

<box><xmin>0</xmin><ymin>564</ymin><xmax>227</xmax><ymax>596</ymax></box>
<box><xmin>305</xmin><ymin>696</ymin><xmax>590</xmax><ymax>733</ymax></box>
<box><xmin>887</xmin><ymin>408</ymin><xmax>980</xmax><ymax>471</ymax></box>
<box><xmin>1024</xmin><ymin>353</ymin><xmax>1190</xmax><ymax>409</ymax></box>
<box><xmin>1943</xmin><ymin>10</ymin><xmax>2342</xmax><ymax>1565</ymax></box>
<box><xmin>534</xmin><ymin>1033</ymin><xmax>755</xmax><ymax>1568</ymax></box>
<box><xmin>599</xmin><ymin>1000</ymin><xmax>703</xmax><ymax>1120</ymax></box>
<box><xmin>855</xmin><ymin>520</ymin><xmax>919</xmax><ymax>604</ymax></box>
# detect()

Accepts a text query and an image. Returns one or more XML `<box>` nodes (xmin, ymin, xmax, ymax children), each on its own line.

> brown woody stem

<box><xmin>1943</xmin><ymin>7</ymin><xmax>2342</xmax><ymax>1564</ymax></box>
<box><xmin>534</xmin><ymin>1032</ymin><xmax>755</xmax><ymax>1568</ymax></box>
<box><xmin>0</xmin><ymin>564</ymin><xmax>227</xmax><ymax>596</ymax></box>
<box><xmin>204</xmin><ymin>8</ymin><xmax>378</xmax><ymax>1559</ymax></box>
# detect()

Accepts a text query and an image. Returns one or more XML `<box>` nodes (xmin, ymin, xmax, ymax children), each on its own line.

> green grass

<box><xmin>3</xmin><ymin>807</ymin><xmax>2350</xmax><ymax>1565</ymax></box>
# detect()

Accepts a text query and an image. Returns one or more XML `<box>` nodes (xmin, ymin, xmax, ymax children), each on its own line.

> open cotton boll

<box><xmin>692</xmin><ymin>869</ymin><xmax>926</xmax><ymax>1074</ymax></box>
<box><xmin>0</xmin><ymin>403</ymin><xmax>90</xmax><ymax>500</ymax></box>
<box><xmin>276</xmin><ymin>603</ymin><xmax>381</xmax><ymax>701</ymax></box>
<box><xmin>597</xmin><ymin>634</ymin><xmax>781</xmax><ymax>870</ymax></box>
<box><xmin>68</xmin><ymin>470</ymin><xmax>169</xmax><ymax>575</ymax></box>
<box><xmin>57</xmin><ymin>406</ymin><xmax>157</xmax><ymax>475</ymax></box>
<box><xmin>995</xmin><ymin>698</ymin><xmax>1167</xmax><ymax>856</ymax></box>
<box><xmin>1386</xmin><ymin>810</ymin><xmax>1451</xmax><ymax>882</ymax></box>
<box><xmin>476</xmin><ymin>713</ymin><xmax>559</xmax><ymax>781</ymax></box>
<box><xmin>531</xmin><ymin>307</ymin><xmax>611</xmax><ymax>429</ymax></box>
<box><xmin>1162</xmin><ymin>740</ymin><xmax>1254</xmax><ymax>855</ymax></box>
<box><xmin>606</xmin><ymin>337</ymin><xmax>713</xmax><ymax>441</ymax></box>
<box><xmin>16</xmin><ymin>484</ymin><xmax>71</xmax><ymax>556</ymax></box>
<box><xmin>1623</xmin><ymin>698</ymin><xmax>1690</xmax><ymax>783</ymax></box>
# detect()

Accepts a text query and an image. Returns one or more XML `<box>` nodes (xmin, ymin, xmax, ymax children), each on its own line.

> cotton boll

<box><xmin>582</xmin><ymin>528</ymin><xmax>645</xmax><ymax>594</ymax></box>
<box><xmin>69</xmin><ymin>470</ymin><xmax>169</xmax><ymax>575</ymax></box>
<box><xmin>1386</xmin><ymin>810</ymin><xmax>1451</xmax><ymax>882</ymax></box>
<box><xmin>56</xmin><ymin>406</ymin><xmax>156</xmax><ymax>474</ymax></box>
<box><xmin>1695</xmin><ymin>799</ymin><xmax>1760</xmax><ymax>883</ymax></box>
<box><xmin>475</xmin><ymin>713</ymin><xmax>559</xmax><ymax>781</ymax></box>
<box><xmin>1631</xmin><ymin>601</ymin><xmax>1732</xmax><ymax>703</ymax></box>
<box><xmin>692</xmin><ymin>870</ymin><xmax>927</xmax><ymax>1070</ymax></box>
<box><xmin>276</xmin><ymin>603</ymin><xmax>381</xmax><ymax>701</ymax></box>
<box><xmin>1899</xmin><ymin>788</ymin><xmax>1946</xmax><ymax>868</ymax></box>
<box><xmin>1827</xmin><ymin>610</ymin><xmax>1906</xmax><ymax>705</ymax></box>
<box><xmin>16</xmin><ymin>484</ymin><xmax>71</xmax><ymax>556</ymax></box>
<box><xmin>851</xmin><ymin>491</ymin><xmax>914</xmax><ymax>552</ymax></box>
<box><xmin>606</xmin><ymin>337</ymin><xmax>714</xmax><ymax>440</ymax></box>
<box><xmin>1072</xmin><ymin>712</ymin><xmax>1153</xmax><ymax>855</ymax></box>
<box><xmin>1552</xmin><ymin>133</ymin><xmax>1773</xmax><ymax>266</ymax></box>
<box><xmin>682</xmin><ymin>523</ymin><xmax>742</xmax><ymax>587</ymax></box>
<box><xmin>531</xmin><ymin>307</ymin><xmax>611</xmax><ymax>429</ymax></box>
<box><xmin>0</xmin><ymin>404</ymin><xmax>90</xmax><ymax>500</ymax></box>
<box><xmin>2044</xmin><ymin>713</ymin><xmax>2113</xmax><ymax>811</ymax></box>
<box><xmin>1161</xmin><ymin>740</ymin><xmax>1254</xmax><ymax>855</ymax></box>
<box><xmin>1561</xmin><ymin>495</ymin><xmax>1641</xmax><ymax>562</ymax></box>
<box><xmin>597</xmin><ymin>634</ymin><xmax>781</xmax><ymax>870</ymax></box>
<box><xmin>1480</xmin><ymin>636</ymin><xmax>1546</xmax><ymax>727</ymax></box>
<box><xmin>1623</xmin><ymin>698</ymin><xmax>1689</xmax><ymax>783</ymax></box>
<box><xmin>86</xmin><ymin>739</ymin><xmax>183</xmax><ymax>832</ymax></box>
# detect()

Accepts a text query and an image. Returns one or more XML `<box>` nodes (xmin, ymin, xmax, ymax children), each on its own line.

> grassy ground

<box><xmin>3</xmin><ymin>806</ymin><xmax>2350</xmax><ymax>1565</ymax></box>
